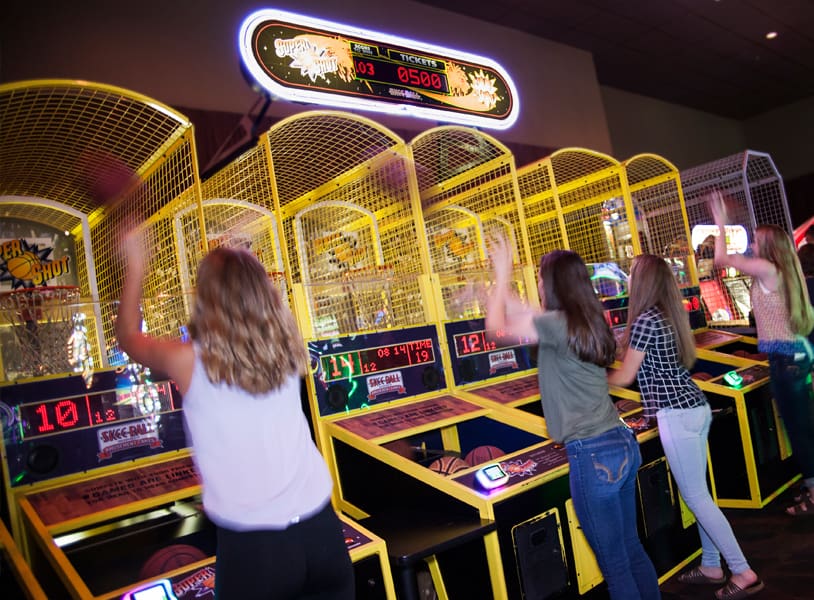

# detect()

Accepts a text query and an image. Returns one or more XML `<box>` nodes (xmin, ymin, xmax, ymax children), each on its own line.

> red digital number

<box><xmin>56</xmin><ymin>400</ymin><xmax>79</xmax><ymax>428</ymax></box>
<box><xmin>328</xmin><ymin>353</ymin><xmax>356</xmax><ymax>378</ymax></box>
<box><xmin>34</xmin><ymin>399</ymin><xmax>80</xmax><ymax>433</ymax></box>
<box><xmin>396</xmin><ymin>66</ymin><xmax>443</xmax><ymax>90</ymax></box>
<box><xmin>460</xmin><ymin>333</ymin><xmax>482</xmax><ymax>355</ymax></box>
<box><xmin>34</xmin><ymin>404</ymin><xmax>54</xmax><ymax>433</ymax></box>
<box><xmin>355</xmin><ymin>60</ymin><xmax>375</xmax><ymax>76</ymax></box>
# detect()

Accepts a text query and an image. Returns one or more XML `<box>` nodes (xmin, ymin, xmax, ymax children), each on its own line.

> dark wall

<box><xmin>785</xmin><ymin>173</ymin><xmax>814</xmax><ymax>229</ymax></box>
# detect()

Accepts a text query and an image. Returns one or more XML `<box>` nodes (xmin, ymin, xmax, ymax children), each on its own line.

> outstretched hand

<box><xmin>122</xmin><ymin>227</ymin><xmax>148</xmax><ymax>279</ymax></box>
<box><xmin>707</xmin><ymin>189</ymin><xmax>727</xmax><ymax>227</ymax></box>
<box><xmin>487</xmin><ymin>233</ymin><xmax>513</xmax><ymax>284</ymax></box>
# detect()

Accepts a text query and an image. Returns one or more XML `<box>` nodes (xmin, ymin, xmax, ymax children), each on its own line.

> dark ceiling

<box><xmin>415</xmin><ymin>0</ymin><xmax>814</xmax><ymax>120</ymax></box>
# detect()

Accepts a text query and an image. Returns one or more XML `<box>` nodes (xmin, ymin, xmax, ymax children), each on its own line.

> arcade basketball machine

<box><xmin>515</xmin><ymin>148</ymin><xmax>703</xmax><ymax>583</ymax></box>
<box><xmin>407</xmin><ymin>128</ymin><xmax>640</xmax><ymax>600</ymax></box>
<box><xmin>0</xmin><ymin>79</ymin><xmax>216</xmax><ymax>599</ymax></box>
<box><xmin>408</xmin><ymin>126</ymin><xmax>544</xmax><ymax>432</ymax></box>
<box><xmin>680</xmin><ymin>150</ymin><xmax>792</xmax><ymax>329</ymax></box>
<box><xmin>184</xmin><ymin>143</ymin><xmax>398</xmax><ymax>600</ymax></box>
<box><xmin>668</xmin><ymin>152</ymin><xmax>799</xmax><ymax>508</ymax></box>
<box><xmin>240</xmin><ymin>111</ymin><xmax>515</xmax><ymax>600</ymax></box>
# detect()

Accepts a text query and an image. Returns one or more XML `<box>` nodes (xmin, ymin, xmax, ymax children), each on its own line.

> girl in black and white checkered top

<box><xmin>609</xmin><ymin>255</ymin><xmax>763</xmax><ymax>600</ymax></box>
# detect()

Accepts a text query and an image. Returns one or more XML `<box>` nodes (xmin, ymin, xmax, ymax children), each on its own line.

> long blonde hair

<box><xmin>188</xmin><ymin>248</ymin><xmax>308</xmax><ymax>394</ymax></box>
<box><xmin>754</xmin><ymin>225</ymin><xmax>814</xmax><ymax>336</ymax></box>
<box><xmin>622</xmin><ymin>254</ymin><xmax>696</xmax><ymax>368</ymax></box>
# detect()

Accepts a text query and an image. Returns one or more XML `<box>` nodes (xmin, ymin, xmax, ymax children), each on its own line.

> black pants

<box><xmin>214</xmin><ymin>504</ymin><xmax>355</xmax><ymax>599</ymax></box>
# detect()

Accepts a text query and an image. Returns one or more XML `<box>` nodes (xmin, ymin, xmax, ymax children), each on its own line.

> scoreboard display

<box><xmin>0</xmin><ymin>369</ymin><xmax>186</xmax><ymax>486</ymax></box>
<box><xmin>310</xmin><ymin>325</ymin><xmax>446</xmax><ymax>415</ymax></box>
<box><xmin>239</xmin><ymin>8</ymin><xmax>519</xmax><ymax>129</ymax></box>
<box><xmin>444</xmin><ymin>318</ymin><xmax>536</xmax><ymax>386</ymax></box>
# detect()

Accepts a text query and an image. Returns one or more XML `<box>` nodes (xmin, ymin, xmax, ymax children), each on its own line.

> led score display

<box><xmin>321</xmin><ymin>339</ymin><xmax>435</xmax><ymax>382</ymax></box>
<box><xmin>239</xmin><ymin>8</ymin><xmax>518</xmax><ymax>129</ymax></box>
<box><xmin>16</xmin><ymin>382</ymin><xmax>175</xmax><ymax>440</ymax></box>
<box><xmin>453</xmin><ymin>329</ymin><xmax>531</xmax><ymax>358</ymax></box>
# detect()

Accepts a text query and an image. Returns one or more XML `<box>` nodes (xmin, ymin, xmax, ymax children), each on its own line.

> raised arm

<box><xmin>116</xmin><ymin>228</ymin><xmax>194</xmax><ymax>393</ymax></box>
<box><xmin>708</xmin><ymin>190</ymin><xmax>777</xmax><ymax>285</ymax></box>
<box><xmin>484</xmin><ymin>234</ymin><xmax>540</xmax><ymax>343</ymax></box>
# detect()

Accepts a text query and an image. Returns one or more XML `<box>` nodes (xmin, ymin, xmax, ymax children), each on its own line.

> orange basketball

<box><xmin>464</xmin><ymin>445</ymin><xmax>506</xmax><ymax>467</ymax></box>
<box><xmin>428</xmin><ymin>455</ymin><xmax>470</xmax><ymax>476</ymax></box>
<box><xmin>692</xmin><ymin>372</ymin><xmax>713</xmax><ymax>381</ymax></box>
<box><xmin>139</xmin><ymin>544</ymin><xmax>207</xmax><ymax>580</ymax></box>
<box><xmin>6</xmin><ymin>252</ymin><xmax>38</xmax><ymax>281</ymax></box>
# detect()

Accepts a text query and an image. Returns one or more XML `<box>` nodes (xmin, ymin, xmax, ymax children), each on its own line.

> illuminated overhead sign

<box><xmin>239</xmin><ymin>9</ymin><xmax>519</xmax><ymax>129</ymax></box>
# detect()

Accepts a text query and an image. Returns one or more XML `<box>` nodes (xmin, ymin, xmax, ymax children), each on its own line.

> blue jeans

<box><xmin>769</xmin><ymin>350</ymin><xmax>814</xmax><ymax>487</ymax></box>
<box><xmin>566</xmin><ymin>426</ymin><xmax>661</xmax><ymax>600</ymax></box>
<box><xmin>657</xmin><ymin>404</ymin><xmax>750</xmax><ymax>574</ymax></box>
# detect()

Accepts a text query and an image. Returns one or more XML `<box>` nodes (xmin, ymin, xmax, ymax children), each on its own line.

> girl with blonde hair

<box><xmin>710</xmin><ymin>192</ymin><xmax>814</xmax><ymax>520</ymax></box>
<box><xmin>609</xmin><ymin>254</ymin><xmax>762</xmax><ymax>600</ymax></box>
<box><xmin>118</xmin><ymin>234</ymin><xmax>354</xmax><ymax>600</ymax></box>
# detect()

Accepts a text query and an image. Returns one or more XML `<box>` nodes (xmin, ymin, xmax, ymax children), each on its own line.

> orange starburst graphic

<box><xmin>468</xmin><ymin>69</ymin><xmax>500</xmax><ymax>109</ymax></box>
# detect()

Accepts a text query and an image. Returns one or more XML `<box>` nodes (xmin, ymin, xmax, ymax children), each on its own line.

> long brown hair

<box><xmin>621</xmin><ymin>254</ymin><xmax>696</xmax><ymax>368</ymax></box>
<box><xmin>188</xmin><ymin>247</ymin><xmax>308</xmax><ymax>394</ymax></box>
<box><xmin>753</xmin><ymin>225</ymin><xmax>814</xmax><ymax>336</ymax></box>
<box><xmin>538</xmin><ymin>250</ymin><xmax>616</xmax><ymax>367</ymax></box>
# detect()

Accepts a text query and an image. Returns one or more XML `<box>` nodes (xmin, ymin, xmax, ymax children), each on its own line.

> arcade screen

<box><xmin>310</xmin><ymin>324</ymin><xmax>447</xmax><ymax>416</ymax></box>
<box><xmin>0</xmin><ymin>369</ymin><xmax>187</xmax><ymax>486</ymax></box>
<box><xmin>444</xmin><ymin>318</ymin><xmax>535</xmax><ymax>386</ymax></box>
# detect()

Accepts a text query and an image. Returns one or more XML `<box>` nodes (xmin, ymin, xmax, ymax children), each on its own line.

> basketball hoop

<box><xmin>0</xmin><ymin>286</ymin><xmax>81</xmax><ymax>378</ymax></box>
<box><xmin>340</xmin><ymin>265</ymin><xmax>395</xmax><ymax>330</ymax></box>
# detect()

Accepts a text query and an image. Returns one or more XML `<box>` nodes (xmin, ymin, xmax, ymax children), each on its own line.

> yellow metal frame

<box><xmin>694</xmin><ymin>353</ymin><xmax>799</xmax><ymax>509</ymax></box>
<box><xmin>338</xmin><ymin>513</ymin><xmax>397</xmax><ymax>600</ymax></box>
<box><xmin>0</xmin><ymin>80</ymin><xmax>204</xmax><ymax>382</ymax></box>
<box><xmin>0</xmin><ymin>518</ymin><xmax>48</xmax><ymax>599</ymax></box>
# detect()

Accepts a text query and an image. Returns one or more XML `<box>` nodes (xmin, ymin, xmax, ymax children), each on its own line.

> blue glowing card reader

<box><xmin>475</xmin><ymin>463</ymin><xmax>509</xmax><ymax>489</ymax></box>
<box><xmin>122</xmin><ymin>579</ymin><xmax>178</xmax><ymax>600</ymax></box>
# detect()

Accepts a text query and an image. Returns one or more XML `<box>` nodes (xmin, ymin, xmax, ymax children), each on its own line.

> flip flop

<box><xmin>786</xmin><ymin>493</ymin><xmax>814</xmax><ymax>517</ymax></box>
<box><xmin>714</xmin><ymin>579</ymin><xmax>765</xmax><ymax>600</ymax></box>
<box><xmin>677</xmin><ymin>566</ymin><xmax>726</xmax><ymax>585</ymax></box>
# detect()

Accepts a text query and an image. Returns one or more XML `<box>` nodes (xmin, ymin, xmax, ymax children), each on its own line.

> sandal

<box><xmin>792</xmin><ymin>484</ymin><xmax>811</xmax><ymax>504</ymax></box>
<box><xmin>677</xmin><ymin>566</ymin><xmax>726</xmax><ymax>585</ymax></box>
<box><xmin>714</xmin><ymin>579</ymin><xmax>764</xmax><ymax>600</ymax></box>
<box><xmin>786</xmin><ymin>493</ymin><xmax>814</xmax><ymax>516</ymax></box>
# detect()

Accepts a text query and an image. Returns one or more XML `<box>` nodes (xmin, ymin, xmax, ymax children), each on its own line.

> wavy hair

<box><xmin>188</xmin><ymin>248</ymin><xmax>308</xmax><ymax>394</ymax></box>
<box><xmin>538</xmin><ymin>250</ymin><xmax>616</xmax><ymax>367</ymax></box>
<box><xmin>621</xmin><ymin>254</ymin><xmax>696</xmax><ymax>369</ymax></box>
<box><xmin>753</xmin><ymin>225</ymin><xmax>814</xmax><ymax>336</ymax></box>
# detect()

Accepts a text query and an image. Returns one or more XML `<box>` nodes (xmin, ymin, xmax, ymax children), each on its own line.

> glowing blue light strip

<box><xmin>238</xmin><ymin>8</ymin><xmax>520</xmax><ymax>130</ymax></box>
